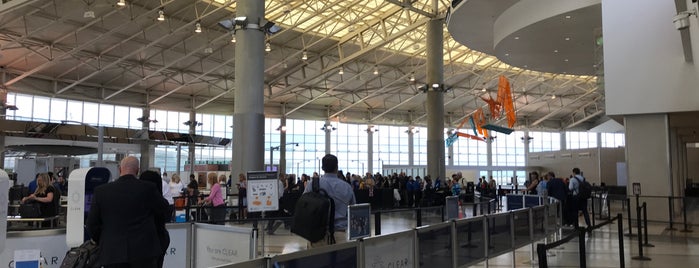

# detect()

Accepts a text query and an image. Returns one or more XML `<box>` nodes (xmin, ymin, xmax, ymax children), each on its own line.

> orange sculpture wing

<box><xmin>497</xmin><ymin>75</ymin><xmax>516</xmax><ymax>128</ymax></box>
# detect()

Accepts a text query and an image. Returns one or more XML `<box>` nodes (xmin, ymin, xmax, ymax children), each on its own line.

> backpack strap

<box><xmin>572</xmin><ymin>176</ymin><xmax>582</xmax><ymax>194</ymax></box>
<box><xmin>318</xmin><ymin>188</ymin><xmax>336</xmax><ymax>244</ymax></box>
<box><xmin>312</xmin><ymin>177</ymin><xmax>320</xmax><ymax>193</ymax></box>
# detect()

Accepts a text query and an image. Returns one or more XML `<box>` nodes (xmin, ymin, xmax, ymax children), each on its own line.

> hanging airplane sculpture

<box><xmin>446</xmin><ymin>75</ymin><xmax>517</xmax><ymax>147</ymax></box>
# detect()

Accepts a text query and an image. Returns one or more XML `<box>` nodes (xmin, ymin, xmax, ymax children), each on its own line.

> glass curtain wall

<box><xmin>2</xmin><ymin>92</ymin><xmax>626</xmax><ymax>176</ymax></box>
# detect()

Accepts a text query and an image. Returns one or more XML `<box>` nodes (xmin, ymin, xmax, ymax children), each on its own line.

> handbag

<box><xmin>19</xmin><ymin>202</ymin><xmax>42</xmax><ymax>218</ymax></box>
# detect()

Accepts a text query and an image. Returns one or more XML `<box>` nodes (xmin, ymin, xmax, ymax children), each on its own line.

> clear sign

<box><xmin>363</xmin><ymin>231</ymin><xmax>414</xmax><ymax>268</ymax></box>
<box><xmin>632</xmin><ymin>182</ymin><xmax>641</xmax><ymax>196</ymax></box>
<box><xmin>246</xmin><ymin>171</ymin><xmax>279</xmax><ymax>212</ymax></box>
<box><xmin>347</xmin><ymin>203</ymin><xmax>371</xmax><ymax>240</ymax></box>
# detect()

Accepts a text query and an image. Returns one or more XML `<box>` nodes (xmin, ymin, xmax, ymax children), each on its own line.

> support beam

<box><xmin>231</xmin><ymin>0</ymin><xmax>265</xmax><ymax>179</ymax></box>
<box><xmin>271</xmin><ymin>16</ymin><xmax>430</xmax><ymax>99</ymax></box>
<box><xmin>566</xmin><ymin>109</ymin><xmax>605</xmax><ymax>129</ymax></box>
<box><xmin>56</xmin><ymin>3</ymin><xmax>232</xmax><ymax>95</ymax></box>
<box><xmin>425</xmin><ymin>14</ymin><xmax>445</xmax><ymax>180</ymax></box>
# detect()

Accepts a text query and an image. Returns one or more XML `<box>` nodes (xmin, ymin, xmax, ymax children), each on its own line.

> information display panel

<box><xmin>246</xmin><ymin>171</ymin><xmax>279</xmax><ymax>212</ymax></box>
<box><xmin>347</xmin><ymin>203</ymin><xmax>371</xmax><ymax>240</ymax></box>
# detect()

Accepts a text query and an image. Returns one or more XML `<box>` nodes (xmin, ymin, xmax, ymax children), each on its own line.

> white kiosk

<box><xmin>66</xmin><ymin>167</ymin><xmax>111</xmax><ymax>247</ymax></box>
<box><xmin>0</xmin><ymin>170</ymin><xmax>9</xmax><ymax>253</ymax></box>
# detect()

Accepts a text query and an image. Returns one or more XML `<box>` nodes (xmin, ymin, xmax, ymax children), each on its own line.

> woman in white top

<box><xmin>169</xmin><ymin>174</ymin><xmax>185</xmax><ymax>197</ymax></box>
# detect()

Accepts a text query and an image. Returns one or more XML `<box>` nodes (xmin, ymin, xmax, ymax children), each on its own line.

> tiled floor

<box><xmin>225</xmin><ymin>205</ymin><xmax>699</xmax><ymax>267</ymax></box>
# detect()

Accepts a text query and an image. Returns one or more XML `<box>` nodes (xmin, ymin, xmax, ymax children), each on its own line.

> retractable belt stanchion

<box><xmin>666</xmin><ymin>196</ymin><xmax>676</xmax><ymax>231</ymax></box>
<box><xmin>617</xmin><ymin>213</ymin><xmax>625</xmax><ymax>268</ymax></box>
<box><xmin>631</xmin><ymin>198</ymin><xmax>651</xmax><ymax>261</ymax></box>
<box><xmin>642</xmin><ymin>202</ymin><xmax>654</xmax><ymax>248</ymax></box>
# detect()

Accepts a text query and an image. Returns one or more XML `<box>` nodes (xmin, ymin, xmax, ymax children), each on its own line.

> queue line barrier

<box><xmin>213</xmin><ymin>196</ymin><xmax>563</xmax><ymax>268</ymax></box>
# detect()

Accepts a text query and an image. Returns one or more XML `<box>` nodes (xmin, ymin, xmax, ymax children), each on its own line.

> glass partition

<box><xmin>531</xmin><ymin>206</ymin><xmax>546</xmax><ymax>240</ymax></box>
<box><xmin>454</xmin><ymin>216</ymin><xmax>486</xmax><ymax>267</ymax></box>
<box><xmin>270</xmin><ymin>241</ymin><xmax>358</xmax><ymax>268</ymax></box>
<box><xmin>546</xmin><ymin>202</ymin><xmax>560</xmax><ymax>234</ymax></box>
<box><xmin>512</xmin><ymin>209</ymin><xmax>531</xmax><ymax>248</ymax></box>
<box><xmin>417</xmin><ymin>222</ymin><xmax>454</xmax><ymax>268</ymax></box>
<box><xmin>486</xmin><ymin>213</ymin><xmax>513</xmax><ymax>256</ymax></box>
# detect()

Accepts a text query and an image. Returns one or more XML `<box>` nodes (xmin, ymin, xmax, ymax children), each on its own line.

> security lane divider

<box><xmin>536</xmin><ymin>213</ymin><xmax>625</xmax><ymax>268</ymax></box>
<box><xmin>214</xmin><ymin>196</ymin><xmax>562</xmax><ymax>268</ymax></box>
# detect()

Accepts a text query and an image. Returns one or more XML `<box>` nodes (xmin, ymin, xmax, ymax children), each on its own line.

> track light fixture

<box><xmin>117</xmin><ymin>0</ymin><xmax>126</xmax><ymax>7</ymax></box>
<box><xmin>301</xmin><ymin>51</ymin><xmax>308</xmax><ymax>61</ymax></box>
<box><xmin>231</xmin><ymin>32</ymin><xmax>236</xmax><ymax>43</ymax></box>
<box><xmin>195</xmin><ymin>21</ymin><xmax>202</xmax><ymax>33</ymax></box>
<box><xmin>320</xmin><ymin>124</ymin><xmax>337</xmax><ymax>131</ymax></box>
<box><xmin>265</xmin><ymin>42</ymin><xmax>271</xmax><ymax>52</ymax></box>
<box><xmin>137</xmin><ymin>116</ymin><xmax>158</xmax><ymax>123</ymax></box>
<box><xmin>373</xmin><ymin>66</ymin><xmax>379</xmax><ymax>75</ymax></box>
<box><xmin>183</xmin><ymin>120</ymin><xmax>203</xmax><ymax>127</ymax></box>
<box><xmin>338</xmin><ymin>67</ymin><xmax>344</xmax><ymax>75</ymax></box>
<box><xmin>409</xmin><ymin>73</ymin><xmax>415</xmax><ymax>82</ymax></box>
<box><xmin>157</xmin><ymin>9</ymin><xmax>165</xmax><ymax>21</ymax></box>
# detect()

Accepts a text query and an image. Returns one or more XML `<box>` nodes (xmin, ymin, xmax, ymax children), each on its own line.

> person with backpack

<box><xmin>297</xmin><ymin>154</ymin><xmax>356</xmax><ymax>247</ymax></box>
<box><xmin>569</xmin><ymin>167</ymin><xmax>591</xmax><ymax>228</ymax></box>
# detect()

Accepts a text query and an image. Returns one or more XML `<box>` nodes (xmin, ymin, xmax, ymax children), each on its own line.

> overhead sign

<box><xmin>246</xmin><ymin>171</ymin><xmax>279</xmax><ymax>212</ymax></box>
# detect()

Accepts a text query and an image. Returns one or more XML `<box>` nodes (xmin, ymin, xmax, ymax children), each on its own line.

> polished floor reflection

<box><xmin>225</xmin><ymin>207</ymin><xmax>699</xmax><ymax>267</ymax></box>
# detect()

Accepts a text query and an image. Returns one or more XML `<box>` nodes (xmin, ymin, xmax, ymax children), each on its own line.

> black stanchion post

<box><xmin>473</xmin><ymin>203</ymin><xmax>477</xmax><ymax>217</ymax></box>
<box><xmin>487</xmin><ymin>201</ymin><xmax>492</xmax><ymax>214</ymax></box>
<box><xmin>667</xmin><ymin>196</ymin><xmax>676</xmax><ymax>231</ymax></box>
<box><xmin>417</xmin><ymin>208</ymin><xmax>423</xmax><ymax>227</ymax></box>
<box><xmin>632</xmin><ymin>203</ymin><xmax>651</xmax><ymax>261</ymax></box>
<box><xmin>625</xmin><ymin>198</ymin><xmax>635</xmax><ymax>237</ymax></box>
<box><xmin>536</xmin><ymin>244</ymin><xmax>547</xmax><ymax>268</ymax></box>
<box><xmin>642</xmin><ymin>202</ymin><xmax>654</xmax><ymax>247</ymax></box>
<box><xmin>441</xmin><ymin>206</ymin><xmax>445</xmax><ymax>222</ymax></box>
<box><xmin>681</xmin><ymin>196</ymin><xmax>693</xmax><ymax>233</ymax></box>
<box><xmin>578</xmin><ymin>228</ymin><xmax>586</xmax><ymax>268</ymax></box>
<box><xmin>617</xmin><ymin>214</ymin><xmax>625</xmax><ymax>268</ymax></box>
<box><xmin>374</xmin><ymin>211</ymin><xmax>382</xmax><ymax>236</ymax></box>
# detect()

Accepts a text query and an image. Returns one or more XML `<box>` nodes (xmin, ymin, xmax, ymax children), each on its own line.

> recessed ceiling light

<box><xmin>554</xmin><ymin>50</ymin><xmax>558</xmax><ymax>53</ymax></box>
<box><xmin>551</xmin><ymin>95</ymin><xmax>557</xmax><ymax>99</ymax></box>
<box><xmin>564</xmin><ymin>37</ymin><xmax>571</xmax><ymax>41</ymax></box>
<box><xmin>565</xmin><ymin>15</ymin><xmax>571</xmax><ymax>19</ymax></box>
<box><xmin>523</xmin><ymin>65</ymin><xmax>528</xmax><ymax>68</ymax></box>
<box><xmin>514</xmin><ymin>36</ymin><xmax>520</xmax><ymax>40</ymax></box>
<box><xmin>564</xmin><ymin>59</ymin><xmax>569</xmax><ymax>62</ymax></box>
<box><xmin>504</xmin><ymin>53</ymin><xmax>509</xmax><ymax>56</ymax></box>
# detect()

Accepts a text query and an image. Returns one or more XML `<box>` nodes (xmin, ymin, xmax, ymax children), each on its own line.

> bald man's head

<box><xmin>120</xmin><ymin>156</ymin><xmax>140</xmax><ymax>176</ymax></box>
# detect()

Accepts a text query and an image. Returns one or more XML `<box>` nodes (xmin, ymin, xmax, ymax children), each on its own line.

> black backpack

<box><xmin>574</xmin><ymin>176</ymin><xmax>592</xmax><ymax>200</ymax></box>
<box><xmin>291</xmin><ymin>178</ymin><xmax>335</xmax><ymax>244</ymax></box>
<box><xmin>60</xmin><ymin>239</ymin><xmax>100</xmax><ymax>268</ymax></box>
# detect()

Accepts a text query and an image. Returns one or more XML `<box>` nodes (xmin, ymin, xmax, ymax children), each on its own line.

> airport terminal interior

<box><xmin>1</xmin><ymin>0</ymin><xmax>699</xmax><ymax>267</ymax></box>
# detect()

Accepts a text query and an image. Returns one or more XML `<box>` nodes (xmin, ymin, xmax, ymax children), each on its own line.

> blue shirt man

<box><xmin>304</xmin><ymin>154</ymin><xmax>356</xmax><ymax>246</ymax></box>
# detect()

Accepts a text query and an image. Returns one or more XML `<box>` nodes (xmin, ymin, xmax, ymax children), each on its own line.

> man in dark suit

<box><xmin>87</xmin><ymin>156</ymin><xmax>169</xmax><ymax>267</ymax></box>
